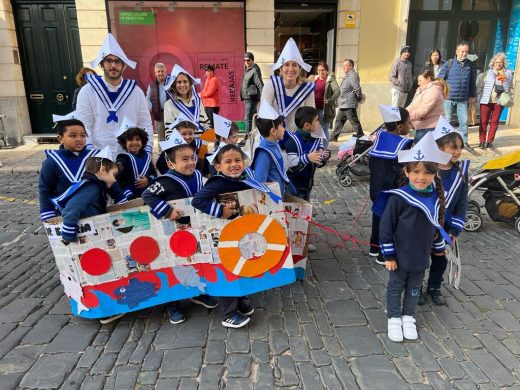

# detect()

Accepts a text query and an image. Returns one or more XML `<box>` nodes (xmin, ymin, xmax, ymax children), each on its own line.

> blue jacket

<box><xmin>39</xmin><ymin>146</ymin><xmax>127</xmax><ymax>221</ymax></box>
<box><xmin>116</xmin><ymin>151</ymin><xmax>157</xmax><ymax>199</ymax></box>
<box><xmin>142</xmin><ymin>169</ymin><xmax>203</xmax><ymax>219</ymax></box>
<box><xmin>440</xmin><ymin>160</ymin><xmax>469</xmax><ymax>236</ymax></box>
<box><xmin>252</xmin><ymin>138</ymin><xmax>290</xmax><ymax>196</ymax></box>
<box><xmin>58</xmin><ymin>172</ymin><xmax>109</xmax><ymax>242</ymax></box>
<box><xmin>438</xmin><ymin>58</ymin><xmax>477</xmax><ymax>101</ymax></box>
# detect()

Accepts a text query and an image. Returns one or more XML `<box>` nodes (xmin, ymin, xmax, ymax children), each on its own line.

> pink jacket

<box><xmin>406</xmin><ymin>81</ymin><xmax>445</xmax><ymax>130</ymax></box>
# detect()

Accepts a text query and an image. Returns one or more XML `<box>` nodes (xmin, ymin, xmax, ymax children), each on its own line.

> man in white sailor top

<box><xmin>76</xmin><ymin>33</ymin><xmax>153</xmax><ymax>157</ymax></box>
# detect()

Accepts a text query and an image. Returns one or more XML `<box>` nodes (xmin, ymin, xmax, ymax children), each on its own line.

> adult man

<box><xmin>146</xmin><ymin>63</ymin><xmax>167</xmax><ymax>142</ymax></box>
<box><xmin>76</xmin><ymin>33</ymin><xmax>153</xmax><ymax>156</ymax></box>
<box><xmin>389</xmin><ymin>46</ymin><xmax>413</xmax><ymax>107</ymax></box>
<box><xmin>240</xmin><ymin>52</ymin><xmax>263</xmax><ymax>142</ymax></box>
<box><xmin>331</xmin><ymin>59</ymin><xmax>363</xmax><ymax>141</ymax></box>
<box><xmin>438</xmin><ymin>42</ymin><xmax>477</xmax><ymax>146</ymax></box>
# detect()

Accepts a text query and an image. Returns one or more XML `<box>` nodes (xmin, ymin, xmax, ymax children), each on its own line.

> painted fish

<box><xmin>114</xmin><ymin>278</ymin><xmax>157</xmax><ymax>308</ymax></box>
<box><xmin>173</xmin><ymin>266</ymin><xmax>206</xmax><ymax>293</ymax></box>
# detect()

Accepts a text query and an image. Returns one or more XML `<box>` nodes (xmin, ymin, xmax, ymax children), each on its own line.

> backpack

<box><xmin>443</xmin><ymin>59</ymin><xmax>454</xmax><ymax>81</ymax></box>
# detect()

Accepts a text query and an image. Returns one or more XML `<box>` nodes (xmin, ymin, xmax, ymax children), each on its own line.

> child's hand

<box><xmin>221</xmin><ymin>204</ymin><xmax>237</xmax><ymax>219</ymax></box>
<box><xmin>308</xmin><ymin>151</ymin><xmax>321</xmax><ymax>164</ymax></box>
<box><xmin>385</xmin><ymin>260</ymin><xmax>397</xmax><ymax>271</ymax></box>
<box><xmin>135</xmin><ymin>176</ymin><xmax>149</xmax><ymax>189</ymax></box>
<box><xmin>321</xmin><ymin>149</ymin><xmax>331</xmax><ymax>161</ymax></box>
<box><xmin>167</xmin><ymin>208</ymin><xmax>184</xmax><ymax>221</ymax></box>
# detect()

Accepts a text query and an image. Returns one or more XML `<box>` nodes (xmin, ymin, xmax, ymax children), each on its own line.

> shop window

<box><xmin>410</xmin><ymin>0</ymin><xmax>453</xmax><ymax>10</ymax></box>
<box><xmin>461</xmin><ymin>0</ymin><xmax>509</xmax><ymax>10</ymax></box>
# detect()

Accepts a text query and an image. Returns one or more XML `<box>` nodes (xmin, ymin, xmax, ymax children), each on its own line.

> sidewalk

<box><xmin>0</xmin><ymin>125</ymin><xmax>519</xmax><ymax>173</ymax></box>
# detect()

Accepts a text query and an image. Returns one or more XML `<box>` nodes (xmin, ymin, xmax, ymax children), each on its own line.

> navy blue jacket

<box><xmin>440</xmin><ymin>161</ymin><xmax>469</xmax><ymax>236</ymax></box>
<box><xmin>142</xmin><ymin>169</ymin><xmax>203</xmax><ymax>219</ymax></box>
<box><xmin>369</xmin><ymin>158</ymin><xmax>404</xmax><ymax>202</ymax></box>
<box><xmin>60</xmin><ymin>172</ymin><xmax>108</xmax><ymax>242</ymax></box>
<box><xmin>438</xmin><ymin>58</ymin><xmax>477</xmax><ymax>101</ymax></box>
<box><xmin>39</xmin><ymin>146</ymin><xmax>127</xmax><ymax>221</ymax></box>
<box><xmin>191</xmin><ymin>174</ymin><xmax>250</xmax><ymax>218</ymax></box>
<box><xmin>379</xmin><ymin>193</ymin><xmax>445</xmax><ymax>272</ymax></box>
<box><xmin>116</xmin><ymin>151</ymin><xmax>157</xmax><ymax>199</ymax></box>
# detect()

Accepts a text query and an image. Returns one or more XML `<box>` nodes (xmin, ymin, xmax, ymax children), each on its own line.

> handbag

<box><xmin>498</xmin><ymin>91</ymin><xmax>514</xmax><ymax>108</ymax></box>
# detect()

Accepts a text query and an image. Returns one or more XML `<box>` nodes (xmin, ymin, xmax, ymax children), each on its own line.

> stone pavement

<box><xmin>1</xmin><ymin>156</ymin><xmax>520</xmax><ymax>389</ymax></box>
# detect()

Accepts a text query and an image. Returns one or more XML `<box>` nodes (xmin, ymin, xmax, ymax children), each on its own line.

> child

<box><xmin>39</xmin><ymin>112</ymin><xmax>127</xmax><ymax>222</ymax></box>
<box><xmin>373</xmin><ymin>132</ymin><xmax>452</xmax><ymax>342</ymax></box>
<box><xmin>192</xmin><ymin>144</ymin><xmax>281</xmax><ymax>328</ymax></box>
<box><xmin>368</xmin><ymin>106</ymin><xmax>413</xmax><ymax>265</ymax></box>
<box><xmin>206</xmin><ymin>113</ymin><xmax>240</xmax><ymax>177</ymax></box>
<box><xmin>52</xmin><ymin>146</ymin><xmax>118</xmax><ymax>243</ymax></box>
<box><xmin>421</xmin><ymin>116</ymin><xmax>468</xmax><ymax>305</ymax></box>
<box><xmin>252</xmin><ymin>99</ymin><xmax>291</xmax><ymax>197</ymax></box>
<box><xmin>157</xmin><ymin>114</ymin><xmax>202</xmax><ymax>174</ymax></box>
<box><xmin>115</xmin><ymin>118</ymin><xmax>157</xmax><ymax>199</ymax></box>
<box><xmin>285</xmin><ymin>106</ymin><xmax>330</xmax><ymax>201</ymax></box>
<box><xmin>142</xmin><ymin>130</ymin><xmax>218</xmax><ymax>324</ymax></box>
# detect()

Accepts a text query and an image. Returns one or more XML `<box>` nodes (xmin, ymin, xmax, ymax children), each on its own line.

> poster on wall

<box><xmin>107</xmin><ymin>2</ymin><xmax>245</xmax><ymax>121</ymax></box>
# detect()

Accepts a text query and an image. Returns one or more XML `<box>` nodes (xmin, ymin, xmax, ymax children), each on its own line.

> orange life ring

<box><xmin>198</xmin><ymin>128</ymin><xmax>216</xmax><ymax>159</ymax></box>
<box><xmin>218</xmin><ymin>214</ymin><xmax>287</xmax><ymax>277</ymax></box>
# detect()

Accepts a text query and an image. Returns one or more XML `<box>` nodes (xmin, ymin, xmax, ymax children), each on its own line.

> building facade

<box><xmin>1</xmin><ymin>0</ymin><xmax>519</xmax><ymax>144</ymax></box>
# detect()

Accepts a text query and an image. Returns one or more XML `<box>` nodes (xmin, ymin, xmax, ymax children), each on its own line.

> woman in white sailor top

<box><xmin>261</xmin><ymin>38</ymin><xmax>315</xmax><ymax>135</ymax></box>
<box><xmin>164</xmin><ymin>64</ymin><xmax>211</xmax><ymax>138</ymax></box>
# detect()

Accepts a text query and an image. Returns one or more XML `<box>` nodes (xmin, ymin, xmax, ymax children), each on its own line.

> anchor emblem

<box><xmin>414</xmin><ymin>150</ymin><xmax>425</xmax><ymax>161</ymax></box>
<box><xmin>441</xmin><ymin>126</ymin><xmax>450</xmax><ymax>134</ymax></box>
<box><xmin>174</xmin><ymin>139</ymin><xmax>182</xmax><ymax>145</ymax></box>
<box><xmin>224</xmin><ymin>120</ymin><xmax>232</xmax><ymax>127</ymax></box>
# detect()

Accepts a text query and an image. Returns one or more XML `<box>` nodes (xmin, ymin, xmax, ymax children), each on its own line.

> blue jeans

<box><xmin>413</xmin><ymin>128</ymin><xmax>435</xmax><ymax>144</ymax></box>
<box><xmin>445</xmin><ymin>100</ymin><xmax>468</xmax><ymax>142</ymax></box>
<box><xmin>387</xmin><ymin>268</ymin><xmax>425</xmax><ymax>318</ymax></box>
<box><xmin>317</xmin><ymin>109</ymin><xmax>330</xmax><ymax>149</ymax></box>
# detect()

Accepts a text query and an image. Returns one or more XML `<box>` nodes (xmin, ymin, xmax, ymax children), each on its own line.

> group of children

<box><xmin>369</xmin><ymin>106</ymin><xmax>468</xmax><ymax>342</ymax></box>
<box><xmin>39</xmin><ymin>100</ymin><xmax>330</xmax><ymax>328</ymax></box>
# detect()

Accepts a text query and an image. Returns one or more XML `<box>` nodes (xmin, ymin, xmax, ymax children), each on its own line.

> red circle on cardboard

<box><xmin>80</xmin><ymin>248</ymin><xmax>111</xmax><ymax>276</ymax></box>
<box><xmin>129</xmin><ymin>236</ymin><xmax>160</xmax><ymax>264</ymax></box>
<box><xmin>169</xmin><ymin>231</ymin><xmax>197</xmax><ymax>257</ymax></box>
<box><xmin>81</xmin><ymin>290</ymin><xmax>99</xmax><ymax>308</ymax></box>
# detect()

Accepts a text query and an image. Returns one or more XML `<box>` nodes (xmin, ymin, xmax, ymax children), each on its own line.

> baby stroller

<box><xmin>464</xmin><ymin>150</ymin><xmax>520</xmax><ymax>235</ymax></box>
<box><xmin>335</xmin><ymin>126</ymin><xmax>382</xmax><ymax>187</ymax></box>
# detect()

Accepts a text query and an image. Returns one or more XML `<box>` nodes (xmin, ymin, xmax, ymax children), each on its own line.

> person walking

<box><xmin>200</xmin><ymin>64</ymin><xmax>221</xmax><ymax>128</ymax></box>
<box><xmin>438</xmin><ymin>42</ymin><xmax>477</xmax><ymax>147</ymax></box>
<box><xmin>239</xmin><ymin>52</ymin><xmax>263</xmax><ymax>143</ymax></box>
<box><xmin>389</xmin><ymin>46</ymin><xmax>413</xmax><ymax>107</ymax></box>
<box><xmin>331</xmin><ymin>59</ymin><xmax>363</xmax><ymax>141</ymax></box>
<box><xmin>314</xmin><ymin>61</ymin><xmax>340</xmax><ymax>149</ymax></box>
<box><xmin>478</xmin><ymin>52</ymin><xmax>513</xmax><ymax>149</ymax></box>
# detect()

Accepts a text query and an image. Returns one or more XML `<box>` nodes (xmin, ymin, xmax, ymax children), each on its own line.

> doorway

<box><xmin>14</xmin><ymin>2</ymin><xmax>83</xmax><ymax>133</ymax></box>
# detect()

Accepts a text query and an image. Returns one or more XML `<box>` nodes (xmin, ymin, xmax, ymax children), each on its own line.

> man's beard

<box><xmin>105</xmin><ymin>68</ymin><xmax>122</xmax><ymax>81</ymax></box>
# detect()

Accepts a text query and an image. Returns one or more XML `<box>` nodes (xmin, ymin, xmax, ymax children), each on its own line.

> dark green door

<box><xmin>14</xmin><ymin>2</ymin><xmax>83</xmax><ymax>133</ymax></box>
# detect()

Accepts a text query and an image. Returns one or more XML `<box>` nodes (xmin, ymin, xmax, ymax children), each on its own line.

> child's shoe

<box><xmin>387</xmin><ymin>317</ymin><xmax>403</xmax><ymax>342</ymax></box>
<box><xmin>308</xmin><ymin>244</ymin><xmax>317</xmax><ymax>252</ymax></box>
<box><xmin>368</xmin><ymin>247</ymin><xmax>379</xmax><ymax>257</ymax></box>
<box><xmin>191</xmin><ymin>295</ymin><xmax>219</xmax><ymax>309</ymax></box>
<box><xmin>222</xmin><ymin>313</ymin><xmax>250</xmax><ymax>328</ymax></box>
<box><xmin>99</xmin><ymin>314</ymin><xmax>124</xmax><ymax>324</ymax></box>
<box><xmin>402</xmin><ymin>315</ymin><xmax>418</xmax><ymax>340</ymax></box>
<box><xmin>167</xmin><ymin>306</ymin><xmax>186</xmax><ymax>325</ymax></box>
<box><xmin>427</xmin><ymin>289</ymin><xmax>446</xmax><ymax>306</ymax></box>
<box><xmin>237</xmin><ymin>300</ymin><xmax>255</xmax><ymax>316</ymax></box>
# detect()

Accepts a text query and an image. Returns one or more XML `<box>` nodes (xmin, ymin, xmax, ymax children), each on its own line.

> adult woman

<box><xmin>164</xmin><ymin>64</ymin><xmax>211</xmax><ymax>138</ymax></box>
<box><xmin>406</xmin><ymin>70</ymin><xmax>447</xmax><ymax>142</ymax></box>
<box><xmin>420</xmin><ymin>49</ymin><xmax>444</xmax><ymax>78</ymax></box>
<box><xmin>261</xmin><ymin>38</ymin><xmax>316</xmax><ymax>134</ymax></box>
<box><xmin>314</xmin><ymin>61</ymin><xmax>340</xmax><ymax>148</ymax></box>
<box><xmin>199</xmin><ymin>64</ymin><xmax>221</xmax><ymax>128</ymax></box>
<box><xmin>478</xmin><ymin>52</ymin><xmax>512</xmax><ymax>149</ymax></box>
<box><xmin>72</xmin><ymin>67</ymin><xmax>95</xmax><ymax>110</ymax></box>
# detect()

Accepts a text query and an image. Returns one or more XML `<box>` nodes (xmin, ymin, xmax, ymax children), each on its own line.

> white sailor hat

<box><xmin>379</xmin><ymin>105</ymin><xmax>401</xmax><ymax>123</ymax></box>
<box><xmin>52</xmin><ymin>111</ymin><xmax>80</xmax><ymax>123</ymax></box>
<box><xmin>257</xmin><ymin>99</ymin><xmax>280</xmax><ymax>120</ymax></box>
<box><xmin>114</xmin><ymin>117</ymin><xmax>141</xmax><ymax>138</ymax></box>
<box><xmin>432</xmin><ymin>115</ymin><xmax>460</xmax><ymax>140</ymax></box>
<box><xmin>164</xmin><ymin>64</ymin><xmax>200</xmax><ymax>90</ymax></box>
<box><xmin>398</xmin><ymin>131</ymin><xmax>452</xmax><ymax>165</ymax></box>
<box><xmin>166</xmin><ymin>113</ymin><xmax>199</xmax><ymax>130</ymax></box>
<box><xmin>206</xmin><ymin>143</ymin><xmax>225</xmax><ymax>165</ymax></box>
<box><xmin>94</xmin><ymin>145</ymin><xmax>115</xmax><ymax>162</ymax></box>
<box><xmin>213</xmin><ymin>113</ymin><xmax>232</xmax><ymax>138</ymax></box>
<box><xmin>90</xmin><ymin>33</ymin><xmax>137</xmax><ymax>69</ymax></box>
<box><xmin>159</xmin><ymin>130</ymin><xmax>187</xmax><ymax>152</ymax></box>
<box><xmin>271</xmin><ymin>38</ymin><xmax>312</xmax><ymax>73</ymax></box>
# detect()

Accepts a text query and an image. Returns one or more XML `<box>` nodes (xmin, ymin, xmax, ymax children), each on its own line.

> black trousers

<box><xmin>332</xmin><ymin>108</ymin><xmax>363</xmax><ymax>140</ymax></box>
<box><xmin>205</xmin><ymin>107</ymin><xmax>220</xmax><ymax>128</ymax></box>
<box><xmin>219</xmin><ymin>296</ymin><xmax>249</xmax><ymax>320</ymax></box>
<box><xmin>426</xmin><ymin>254</ymin><xmax>448</xmax><ymax>291</ymax></box>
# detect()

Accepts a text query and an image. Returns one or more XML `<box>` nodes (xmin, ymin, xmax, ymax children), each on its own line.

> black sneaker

<box><xmin>417</xmin><ymin>293</ymin><xmax>427</xmax><ymax>305</ymax></box>
<box><xmin>167</xmin><ymin>306</ymin><xmax>186</xmax><ymax>324</ymax></box>
<box><xmin>191</xmin><ymin>295</ymin><xmax>219</xmax><ymax>309</ymax></box>
<box><xmin>238</xmin><ymin>300</ymin><xmax>255</xmax><ymax>316</ymax></box>
<box><xmin>427</xmin><ymin>289</ymin><xmax>446</xmax><ymax>306</ymax></box>
<box><xmin>375</xmin><ymin>254</ymin><xmax>386</xmax><ymax>265</ymax></box>
<box><xmin>222</xmin><ymin>313</ymin><xmax>250</xmax><ymax>328</ymax></box>
<box><xmin>368</xmin><ymin>247</ymin><xmax>380</xmax><ymax>257</ymax></box>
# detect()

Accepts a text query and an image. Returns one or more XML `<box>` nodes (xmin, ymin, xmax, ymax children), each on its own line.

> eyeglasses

<box><xmin>244</xmin><ymin>59</ymin><xmax>252</xmax><ymax>63</ymax></box>
<box><xmin>104</xmin><ymin>58</ymin><xmax>123</xmax><ymax>66</ymax></box>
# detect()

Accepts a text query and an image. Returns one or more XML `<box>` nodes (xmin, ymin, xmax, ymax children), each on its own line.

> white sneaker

<box><xmin>402</xmin><ymin>315</ymin><xmax>418</xmax><ymax>340</ymax></box>
<box><xmin>387</xmin><ymin>317</ymin><xmax>403</xmax><ymax>342</ymax></box>
<box><xmin>308</xmin><ymin>244</ymin><xmax>317</xmax><ymax>252</ymax></box>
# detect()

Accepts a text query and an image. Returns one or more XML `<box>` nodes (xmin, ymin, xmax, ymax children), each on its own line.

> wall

<box><xmin>76</xmin><ymin>0</ymin><xmax>108</xmax><ymax>69</ymax></box>
<box><xmin>245</xmin><ymin>0</ymin><xmax>275</xmax><ymax>82</ymax></box>
<box><xmin>0</xmin><ymin>0</ymin><xmax>31</xmax><ymax>146</ymax></box>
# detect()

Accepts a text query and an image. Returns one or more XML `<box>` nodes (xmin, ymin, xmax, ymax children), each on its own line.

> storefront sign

<box><xmin>119</xmin><ymin>11</ymin><xmax>156</xmax><ymax>25</ymax></box>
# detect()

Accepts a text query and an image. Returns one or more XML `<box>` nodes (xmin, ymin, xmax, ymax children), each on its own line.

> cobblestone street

<box><xmin>1</xmin><ymin>165</ymin><xmax>520</xmax><ymax>389</ymax></box>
